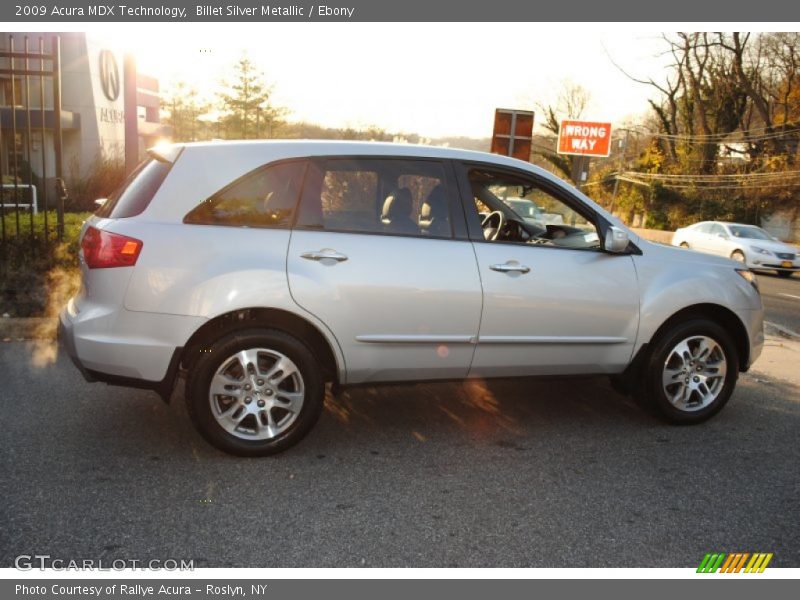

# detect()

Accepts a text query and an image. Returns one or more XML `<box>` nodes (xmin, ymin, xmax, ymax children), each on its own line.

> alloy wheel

<box><xmin>208</xmin><ymin>347</ymin><xmax>305</xmax><ymax>440</ymax></box>
<box><xmin>661</xmin><ymin>335</ymin><xmax>727</xmax><ymax>412</ymax></box>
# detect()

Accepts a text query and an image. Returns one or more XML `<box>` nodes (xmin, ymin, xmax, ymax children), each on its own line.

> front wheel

<box><xmin>186</xmin><ymin>329</ymin><xmax>324</xmax><ymax>456</ymax></box>
<box><xmin>634</xmin><ymin>319</ymin><xmax>739</xmax><ymax>424</ymax></box>
<box><xmin>731</xmin><ymin>250</ymin><xmax>746</xmax><ymax>263</ymax></box>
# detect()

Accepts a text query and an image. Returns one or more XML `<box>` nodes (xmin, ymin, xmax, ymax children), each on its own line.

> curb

<box><xmin>764</xmin><ymin>320</ymin><xmax>800</xmax><ymax>340</ymax></box>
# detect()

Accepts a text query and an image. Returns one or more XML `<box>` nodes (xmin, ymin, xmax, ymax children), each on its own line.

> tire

<box><xmin>186</xmin><ymin>328</ymin><xmax>324</xmax><ymax>456</ymax></box>
<box><xmin>731</xmin><ymin>250</ymin><xmax>746</xmax><ymax>263</ymax></box>
<box><xmin>777</xmin><ymin>271</ymin><xmax>794</xmax><ymax>278</ymax></box>
<box><xmin>633</xmin><ymin>319</ymin><xmax>739</xmax><ymax>424</ymax></box>
<box><xmin>679</xmin><ymin>242</ymin><xmax>690</xmax><ymax>248</ymax></box>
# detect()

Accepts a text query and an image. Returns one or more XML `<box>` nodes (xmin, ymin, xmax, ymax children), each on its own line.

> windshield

<box><xmin>728</xmin><ymin>225</ymin><xmax>773</xmax><ymax>241</ymax></box>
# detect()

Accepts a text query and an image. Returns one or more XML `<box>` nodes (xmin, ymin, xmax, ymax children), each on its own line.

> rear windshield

<box><xmin>95</xmin><ymin>158</ymin><xmax>172</xmax><ymax>218</ymax></box>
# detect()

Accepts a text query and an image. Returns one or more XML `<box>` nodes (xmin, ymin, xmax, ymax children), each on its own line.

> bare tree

<box><xmin>534</xmin><ymin>82</ymin><xmax>592</xmax><ymax>180</ymax></box>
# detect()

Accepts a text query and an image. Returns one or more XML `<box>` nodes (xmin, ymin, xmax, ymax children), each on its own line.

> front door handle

<box><xmin>490</xmin><ymin>261</ymin><xmax>530</xmax><ymax>274</ymax></box>
<box><xmin>301</xmin><ymin>249</ymin><xmax>349</xmax><ymax>262</ymax></box>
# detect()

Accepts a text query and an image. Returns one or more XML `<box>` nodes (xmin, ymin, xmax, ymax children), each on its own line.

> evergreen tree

<box><xmin>217</xmin><ymin>57</ymin><xmax>284</xmax><ymax>139</ymax></box>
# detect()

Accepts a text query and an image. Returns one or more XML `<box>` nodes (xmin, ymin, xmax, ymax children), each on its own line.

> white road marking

<box><xmin>778</xmin><ymin>293</ymin><xmax>800</xmax><ymax>301</ymax></box>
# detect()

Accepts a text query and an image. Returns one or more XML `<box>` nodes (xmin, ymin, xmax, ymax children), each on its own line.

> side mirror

<box><xmin>604</xmin><ymin>226</ymin><xmax>630</xmax><ymax>254</ymax></box>
<box><xmin>717</xmin><ymin>232</ymin><xmax>728</xmax><ymax>239</ymax></box>
<box><xmin>94</xmin><ymin>198</ymin><xmax>107</xmax><ymax>207</ymax></box>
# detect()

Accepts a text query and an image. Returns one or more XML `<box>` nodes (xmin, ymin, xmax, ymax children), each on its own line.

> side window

<box><xmin>184</xmin><ymin>161</ymin><xmax>306</xmax><ymax>228</ymax></box>
<box><xmin>696</xmin><ymin>223</ymin><xmax>711</xmax><ymax>233</ymax></box>
<box><xmin>709</xmin><ymin>224</ymin><xmax>725</xmax><ymax>237</ymax></box>
<box><xmin>468</xmin><ymin>167</ymin><xmax>600</xmax><ymax>250</ymax></box>
<box><xmin>296</xmin><ymin>158</ymin><xmax>453</xmax><ymax>238</ymax></box>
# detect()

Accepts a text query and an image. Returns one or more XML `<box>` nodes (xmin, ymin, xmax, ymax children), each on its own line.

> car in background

<box><xmin>672</xmin><ymin>221</ymin><xmax>799</xmax><ymax>278</ymax></box>
<box><xmin>502</xmin><ymin>197</ymin><xmax>544</xmax><ymax>221</ymax></box>
<box><xmin>500</xmin><ymin>196</ymin><xmax>598</xmax><ymax>248</ymax></box>
<box><xmin>502</xmin><ymin>197</ymin><xmax>562</xmax><ymax>225</ymax></box>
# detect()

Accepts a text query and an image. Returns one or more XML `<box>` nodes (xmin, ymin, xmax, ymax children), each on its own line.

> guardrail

<box><xmin>630</xmin><ymin>227</ymin><xmax>673</xmax><ymax>244</ymax></box>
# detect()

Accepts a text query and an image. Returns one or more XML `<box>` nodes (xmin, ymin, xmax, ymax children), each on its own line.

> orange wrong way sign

<box><xmin>557</xmin><ymin>120</ymin><xmax>612</xmax><ymax>157</ymax></box>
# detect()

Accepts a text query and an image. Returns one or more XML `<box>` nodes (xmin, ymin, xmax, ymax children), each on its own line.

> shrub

<box><xmin>0</xmin><ymin>211</ymin><xmax>88</xmax><ymax>317</ymax></box>
<box><xmin>65</xmin><ymin>152</ymin><xmax>126</xmax><ymax>212</ymax></box>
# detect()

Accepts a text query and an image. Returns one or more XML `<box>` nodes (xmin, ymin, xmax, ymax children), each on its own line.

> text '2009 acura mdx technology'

<box><xmin>59</xmin><ymin>141</ymin><xmax>764</xmax><ymax>456</ymax></box>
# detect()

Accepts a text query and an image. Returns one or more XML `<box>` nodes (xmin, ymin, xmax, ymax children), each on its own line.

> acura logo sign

<box><xmin>99</xmin><ymin>50</ymin><xmax>120</xmax><ymax>101</ymax></box>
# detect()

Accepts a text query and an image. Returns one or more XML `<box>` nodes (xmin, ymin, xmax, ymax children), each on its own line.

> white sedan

<box><xmin>672</xmin><ymin>221</ymin><xmax>799</xmax><ymax>278</ymax></box>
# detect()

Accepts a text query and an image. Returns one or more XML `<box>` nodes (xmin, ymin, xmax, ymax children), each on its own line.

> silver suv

<box><xmin>59</xmin><ymin>141</ymin><xmax>764</xmax><ymax>456</ymax></box>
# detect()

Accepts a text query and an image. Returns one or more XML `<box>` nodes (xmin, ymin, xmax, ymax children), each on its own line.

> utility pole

<box><xmin>571</xmin><ymin>155</ymin><xmax>589</xmax><ymax>190</ymax></box>
<box><xmin>610</xmin><ymin>128</ymin><xmax>631</xmax><ymax>214</ymax></box>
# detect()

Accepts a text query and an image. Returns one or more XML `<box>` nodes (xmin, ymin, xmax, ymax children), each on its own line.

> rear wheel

<box><xmin>777</xmin><ymin>271</ymin><xmax>794</xmax><ymax>278</ymax></box>
<box><xmin>634</xmin><ymin>319</ymin><xmax>738</xmax><ymax>424</ymax></box>
<box><xmin>679</xmin><ymin>242</ymin><xmax>690</xmax><ymax>248</ymax></box>
<box><xmin>186</xmin><ymin>328</ymin><xmax>324</xmax><ymax>456</ymax></box>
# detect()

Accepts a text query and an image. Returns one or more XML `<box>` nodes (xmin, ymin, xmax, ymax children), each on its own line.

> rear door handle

<box><xmin>490</xmin><ymin>261</ymin><xmax>530</xmax><ymax>274</ymax></box>
<box><xmin>301</xmin><ymin>249</ymin><xmax>349</xmax><ymax>262</ymax></box>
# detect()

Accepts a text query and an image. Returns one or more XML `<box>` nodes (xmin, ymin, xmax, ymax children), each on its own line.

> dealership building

<box><xmin>0</xmin><ymin>32</ymin><xmax>166</xmax><ymax>195</ymax></box>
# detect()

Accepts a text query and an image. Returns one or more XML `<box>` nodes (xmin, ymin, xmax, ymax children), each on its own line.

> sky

<box><xmin>93</xmin><ymin>23</ymin><xmax>677</xmax><ymax>139</ymax></box>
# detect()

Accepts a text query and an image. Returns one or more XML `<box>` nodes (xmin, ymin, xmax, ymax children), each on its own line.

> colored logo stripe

<box><xmin>698</xmin><ymin>553</ymin><xmax>772</xmax><ymax>573</ymax></box>
<box><xmin>697</xmin><ymin>553</ymin><xmax>726</xmax><ymax>573</ymax></box>
<box><xmin>745</xmin><ymin>553</ymin><xmax>773</xmax><ymax>573</ymax></box>
<box><xmin>721</xmin><ymin>553</ymin><xmax>750</xmax><ymax>573</ymax></box>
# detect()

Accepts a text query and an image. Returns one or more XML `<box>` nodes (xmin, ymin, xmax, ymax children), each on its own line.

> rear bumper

<box><xmin>58</xmin><ymin>300</ymin><xmax>203</xmax><ymax>400</ymax></box>
<box><xmin>58</xmin><ymin>310</ymin><xmax>97</xmax><ymax>383</ymax></box>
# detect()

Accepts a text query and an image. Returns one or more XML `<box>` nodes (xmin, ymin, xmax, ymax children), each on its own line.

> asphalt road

<box><xmin>2</xmin><ymin>342</ymin><xmax>799</xmax><ymax>568</ymax></box>
<box><xmin>758</xmin><ymin>272</ymin><xmax>800</xmax><ymax>334</ymax></box>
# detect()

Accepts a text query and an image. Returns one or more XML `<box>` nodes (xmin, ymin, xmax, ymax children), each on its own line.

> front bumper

<box><xmin>735</xmin><ymin>307</ymin><xmax>764</xmax><ymax>370</ymax></box>
<box><xmin>747</xmin><ymin>256</ymin><xmax>800</xmax><ymax>272</ymax></box>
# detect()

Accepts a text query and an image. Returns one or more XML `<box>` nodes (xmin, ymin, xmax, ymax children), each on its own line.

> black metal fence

<box><xmin>0</xmin><ymin>34</ymin><xmax>65</xmax><ymax>248</ymax></box>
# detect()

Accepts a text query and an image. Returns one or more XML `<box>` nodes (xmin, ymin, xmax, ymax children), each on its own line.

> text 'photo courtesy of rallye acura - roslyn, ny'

<box><xmin>59</xmin><ymin>140</ymin><xmax>764</xmax><ymax>456</ymax></box>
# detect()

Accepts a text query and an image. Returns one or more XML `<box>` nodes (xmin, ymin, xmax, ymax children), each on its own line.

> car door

<box><xmin>456</xmin><ymin>162</ymin><xmax>640</xmax><ymax>377</ymax></box>
<box><xmin>706</xmin><ymin>223</ymin><xmax>731</xmax><ymax>256</ymax></box>
<box><xmin>287</xmin><ymin>157</ymin><xmax>483</xmax><ymax>384</ymax></box>
<box><xmin>696</xmin><ymin>222</ymin><xmax>721</xmax><ymax>252</ymax></box>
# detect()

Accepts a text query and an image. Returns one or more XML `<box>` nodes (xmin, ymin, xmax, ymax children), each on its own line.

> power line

<box><xmin>612</xmin><ymin>123</ymin><xmax>800</xmax><ymax>144</ymax></box>
<box><xmin>653</xmin><ymin>129</ymin><xmax>800</xmax><ymax>144</ymax></box>
<box><xmin>620</xmin><ymin>170</ymin><xmax>800</xmax><ymax>181</ymax></box>
<box><xmin>615</xmin><ymin>174</ymin><xmax>800</xmax><ymax>190</ymax></box>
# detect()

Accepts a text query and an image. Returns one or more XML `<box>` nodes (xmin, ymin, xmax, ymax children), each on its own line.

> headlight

<box><xmin>736</xmin><ymin>269</ymin><xmax>759</xmax><ymax>292</ymax></box>
<box><xmin>751</xmin><ymin>246</ymin><xmax>772</xmax><ymax>255</ymax></box>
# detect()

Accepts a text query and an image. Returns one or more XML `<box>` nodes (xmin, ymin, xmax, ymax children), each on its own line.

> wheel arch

<box><xmin>180</xmin><ymin>307</ymin><xmax>342</xmax><ymax>384</ymax></box>
<box><xmin>646</xmin><ymin>303</ymin><xmax>750</xmax><ymax>372</ymax></box>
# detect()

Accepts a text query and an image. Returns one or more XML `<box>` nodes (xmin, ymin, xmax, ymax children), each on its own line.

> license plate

<box><xmin>781</xmin><ymin>260</ymin><xmax>792</xmax><ymax>268</ymax></box>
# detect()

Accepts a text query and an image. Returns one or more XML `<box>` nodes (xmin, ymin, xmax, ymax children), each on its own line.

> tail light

<box><xmin>81</xmin><ymin>226</ymin><xmax>143</xmax><ymax>269</ymax></box>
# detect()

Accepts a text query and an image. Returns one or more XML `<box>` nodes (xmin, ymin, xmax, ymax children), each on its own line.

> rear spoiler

<box><xmin>147</xmin><ymin>144</ymin><xmax>183</xmax><ymax>164</ymax></box>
